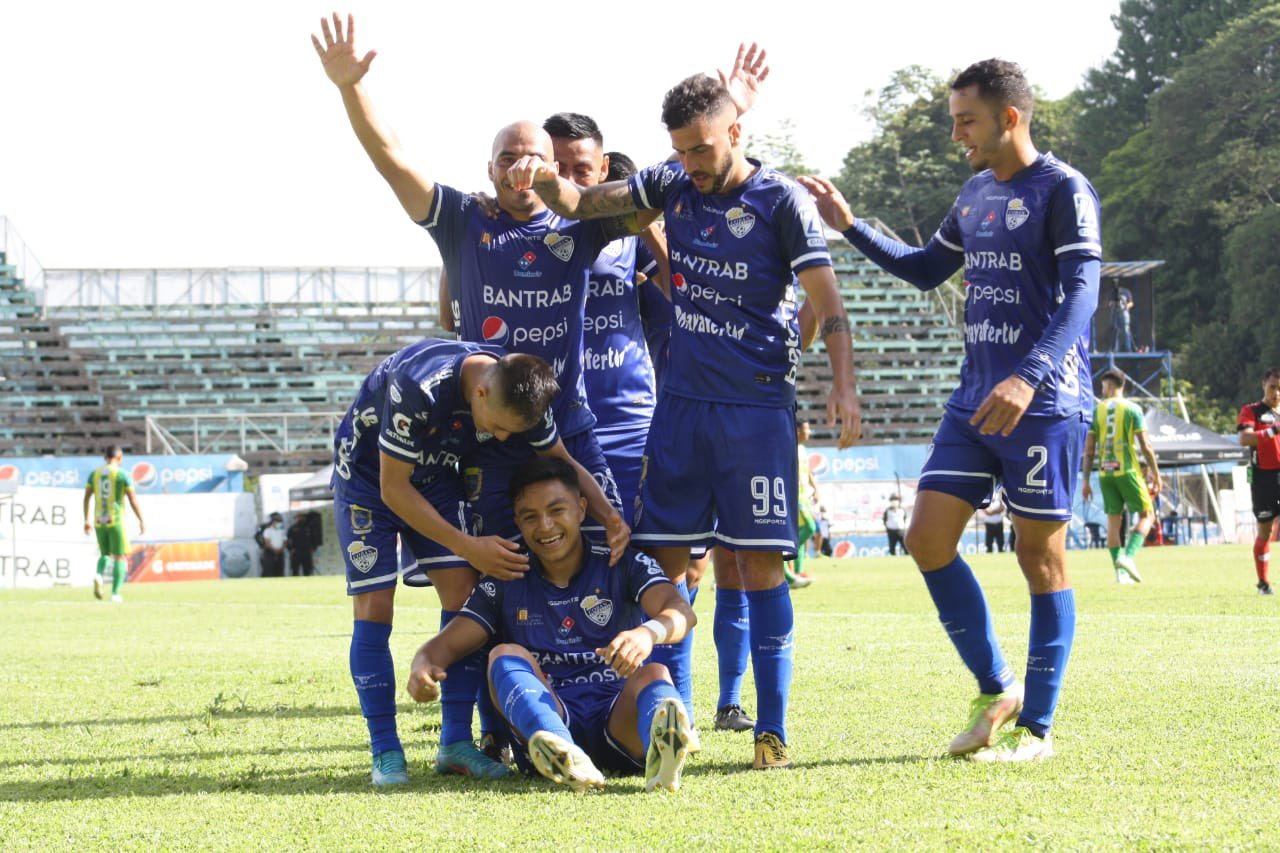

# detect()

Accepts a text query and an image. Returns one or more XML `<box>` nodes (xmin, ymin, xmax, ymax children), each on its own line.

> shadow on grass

<box><xmin>0</xmin><ymin>703</ymin><xmax>364</xmax><ymax>731</ymax></box>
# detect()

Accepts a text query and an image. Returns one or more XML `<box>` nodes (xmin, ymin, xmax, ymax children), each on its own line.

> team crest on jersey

<box><xmin>581</xmin><ymin>594</ymin><xmax>613</xmax><ymax>626</ymax></box>
<box><xmin>480</xmin><ymin>231</ymin><xmax>493</xmax><ymax>249</ymax></box>
<box><xmin>1005</xmin><ymin>198</ymin><xmax>1030</xmax><ymax>231</ymax></box>
<box><xmin>479</xmin><ymin>581</ymin><xmax>497</xmax><ymax>598</ymax></box>
<box><xmin>350</xmin><ymin>506</ymin><xmax>374</xmax><ymax>535</ymax></box>
<box><xmin>463</xmin><ymin>467</ymin><xmax>483</xmax><ymax>502</ymax></box>
<box><xmin>347</xmin><ymin>541</ymin><xmax>378</xmax><ymax>573</ymax></box>
<box><xmin>544</xmin><ymin>232</ymin><xmax>575</xmax><ymax>261</ymax></box>
<box><xmin>726</xmin><ymin>206</ymin><xmax>756</xmax><ymax>238</ymax></box>
<box><xmin>388</xmin><ymin>382</ymin><xmax>402</xmax><ymax>404</ymax></box>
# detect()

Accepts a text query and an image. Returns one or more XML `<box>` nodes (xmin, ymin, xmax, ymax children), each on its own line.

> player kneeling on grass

<box><xmin>408</xmin><ymin>457</ymin><xmax>695</xmax><ymax>792</ymax></box>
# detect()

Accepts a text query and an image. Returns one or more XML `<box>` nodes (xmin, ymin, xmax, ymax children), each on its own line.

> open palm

<box><xmin>311</xmin><ymin>13</ymin><xmax>376</xmax><ymax>87</ymax></box>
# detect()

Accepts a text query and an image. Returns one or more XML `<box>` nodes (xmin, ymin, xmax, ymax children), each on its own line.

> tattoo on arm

<box><xmin>820</xmin><ymin>316</ymin><xmax>851</xmax><ymax>337</ymax></box>
<box><xmin>577</xmin><ymin>182</ymin><xmax>639</xmax><ymax>219</ymax></box>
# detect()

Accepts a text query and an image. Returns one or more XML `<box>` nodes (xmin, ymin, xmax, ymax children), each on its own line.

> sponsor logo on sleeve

<box><xmin>388</xmin><ymin>382</ymin><xmax>402</xmax><ymax>404</ymax></box>
<box><xmin>1073</xmin><ymin>193</ymin><xmax>1099</xmax><ymax>239</ymax></box>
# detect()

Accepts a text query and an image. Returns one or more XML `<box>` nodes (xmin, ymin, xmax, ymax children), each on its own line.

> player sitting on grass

<box><xmin>408</xmin><ymin>456</ymin><xmax>696</xmax><ymax>792</ymax></box>
<box><xmin>334</xmin><ymin>340</ymin><xmax>626</xmax><ymax>786</ymax></box>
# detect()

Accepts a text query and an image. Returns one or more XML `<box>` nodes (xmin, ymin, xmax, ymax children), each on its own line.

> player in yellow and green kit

<box><xmin>82</xmin><ymin>446</ymin><xmax>146</xmax><ymax>602</ymax></box>
<box><xmin>1082</xmin><ymin>369</ymin><xmax>1161</xmax><ymax>583</ymax></box>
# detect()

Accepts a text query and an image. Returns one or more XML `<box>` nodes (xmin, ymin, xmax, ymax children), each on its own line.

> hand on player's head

<box><xmin>311</xmin><ymin>13</ymin><xmax>377</xmax><ymax>88</ymax></box>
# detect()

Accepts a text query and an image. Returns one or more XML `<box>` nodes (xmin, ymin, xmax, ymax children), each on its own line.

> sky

<box><xmin>0</xmin><ymin>0</ymin><xmax>1121</xmax><ymax>271</ymax></box>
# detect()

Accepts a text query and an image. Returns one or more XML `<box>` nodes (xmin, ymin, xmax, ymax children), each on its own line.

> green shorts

<box><xmin>95</xmin><ymin>524</ymin><xmax>130</xmax><ymax>557</ymax></box>
<box><xmin>1099</xmin><ymin>472</ymin><xmax>1153</xmax><ymax>515</ymax></box>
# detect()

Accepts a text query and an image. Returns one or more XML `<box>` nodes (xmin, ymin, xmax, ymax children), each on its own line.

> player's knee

<box><xmin>352</xmin><ymin>586</ymin><xmax>395</xmax><ymax>623</ymax></box>
<box><xmin>488</xmin><ymin>643</ymin><xmax>529</xmax><ymax>668</ymax></box>
<box><xmin>632</xmin><ymin>662</ymin><xmax>671</xmax><ymax>687</ymax></box>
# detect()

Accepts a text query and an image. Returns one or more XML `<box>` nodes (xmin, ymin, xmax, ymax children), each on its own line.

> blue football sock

<box><xmin>476</xmin><ymin>661</ymin><xmax>508</xmax><ymax>744</ymax></box>
<box><xmin>714</xmin><ymin>587</ymin><xmax>750</xmax><ymax>709</ymax></box>
<box><xmin>636</xmin><ymin>679</ymin><xmax>683</xmax><ymax>753</ymax></box>
<box><xmin>350</xmin><ymin>620</ymin><xmax>401</xmax><ymax>756</ymax></box>
<box><xmin>921</xmin><ymin>555</ymin><xmax>1015</xmax><ymax>695</ymax></box>
<box><xmin>671</xmin><ymin>581</ymin><xmax>695</xmax><ymax>725</ymax></box>
<box><xmin>489</xmin><ymin>655</ymin><xmax>568</xmax><ymax>742</ymax></box>
<box><xmin>1018</xmin><ymin>589</ymin><xmax>1076</xmax><ymax>738</ymax></box>
<box><xmin>747</xmin><ymin>582</ymin><xmax>793</xmax><ymax>743</ymax></box>
<box><xmin>437</xmin><ymin>610</ymin><xmax>479</xmax><ymax>746</ymax></box>
<box><xmin>688</xmin><ymin>583</ymin><xmax>700</xmax><ymax>606</ymax></box>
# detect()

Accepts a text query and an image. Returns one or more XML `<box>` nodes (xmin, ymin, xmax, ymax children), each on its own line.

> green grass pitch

<box><xmin>2</xmin><ymin>545</ymin><xmax>1276</xmax><ymax>850</ymax></box>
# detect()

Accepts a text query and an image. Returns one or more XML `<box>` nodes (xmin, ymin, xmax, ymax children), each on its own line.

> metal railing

<box><xmin>145</xmin><ymin>412</ymin><xmax>344</xmax><ymax>456</ymax></box>
<box><xmin>856</xmin><ymin>218</ymin><xmax>964</xmax><ymax>327</ymax></box>
<box><xmin>0</xmin><ymin>216</ymin><xmax>47</xmax><ymax>295</ymax></box>
<box><xmin>41</xmin><ymin>266</ymin><xmax>443</xmax><ymax>308</ymax></box>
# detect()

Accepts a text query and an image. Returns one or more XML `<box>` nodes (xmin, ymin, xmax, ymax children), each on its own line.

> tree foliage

<box><xmin>745</xmin><ymin>119</ymin><xmax>815</xmax><ymax>179</ymax></box>
<box><xmin>1071</xmin><ymin>0</ymin><xmax>1269</xmax><ymax>178</ymax></box>
<box><xmin>1101</xmin><ymin>3</ymin><xmax>1280</xmax><ymax>406</ymax></box>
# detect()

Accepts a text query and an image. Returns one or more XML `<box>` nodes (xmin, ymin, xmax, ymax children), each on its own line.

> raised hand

<box><xmin>311</xmin><ymin>13</ymin><xmax>376</xmax><ymax>88</ymax></box>
<box><xmin>797</xmin><ymin>176</ymin><xmax>855</xmax><ymax>232</ymax></box>
<box><xmin>719</xmin><ymin>42</ymin><xmax>770</xmax><ymax>117</ymax></box>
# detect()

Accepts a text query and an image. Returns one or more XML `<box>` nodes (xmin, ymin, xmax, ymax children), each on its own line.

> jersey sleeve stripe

<box><xmin>527</xmin><ymin>433</ymin><xmax>557</xmax><ymax>449</ymax></box>
<box><xmin>632</xmin><ymin>179</ymin><xmax>653</xmax><ymax>210</ymax></box>
<box><xmin>635</xmin><ymin>575</ymin><xmax>672</xmax><ymax>600</ymax></box>
<box><xmin>789</xmin><ymin>251</ymin><xmax>832</xmax><ymax>270</ymax></box>
<box><xmin>377</xmin><ymin>438</ymin><xmax>419</xmax><ymax>460</ymax></box>
<box><xmin>1054</xmin><ymin>241</ymin><xmax>1102</xmax><ymax>256</ymax></box>
<box><xmin>417</xmin><ymin>189</ymin><xmax>444</xmax><ymax>229</ymax></box>
<box><xmin>458</xmin><ymin>607</ymin><xmax>497</xmax><ymax>635</ymax></box>
<box><xmin>933</xmin><ymin>232</ymin><xmax>964</xmax><ymax>253</ymax></box>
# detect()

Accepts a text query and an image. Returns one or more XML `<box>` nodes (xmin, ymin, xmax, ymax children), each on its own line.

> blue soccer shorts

<box><xmin>465</xmin><ymin>429</ymin><xmax>621</xmax><ymax>541</ymax></box>
<box><xmin>334</xmin><ymin>480</ymin><xmax>471</xmax><ymax>596</ymax></box>
<box><xmin>634</xmin><ymin>394</ymin><xmax>798</xmax><ymax>557</ymax></box>
<box><xmin>918</xmin><ymin>409</ymin><xmax>1088</xmax><ymax>522</ymax></box>
<box><xmin>596</xmin><ymin>421</ymin><xmax>649</xmax><ymax>529</ymax></box>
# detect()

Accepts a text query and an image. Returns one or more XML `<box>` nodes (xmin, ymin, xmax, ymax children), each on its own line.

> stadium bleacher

<box><xmin>2</xmin><ymin>245</ymin><xmax>963</xmax><ymax>472</ymax></box>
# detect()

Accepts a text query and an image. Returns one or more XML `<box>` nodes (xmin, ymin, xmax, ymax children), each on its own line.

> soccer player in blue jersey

<box><xmin>407</xmin><ymin>457</ymin><xmax>697</xmax><ymax>792</ymax></box>
<box><xmin>508</xmin><ymin>66</ymin><xmax>861</xmax><ymax>770</ymax></box>
<box><xmin>311</xmin><ymin>14</ymin><xmax>629</xmax><ymax>556</ymax></box>
<box><xmin>332</xmin><ymin>339</ymin><xmax>628</xmax><ymax>785</ymax></box>
<box><xmin>799</xmin><ymin>59</ymin><xmax>1100</xmax><ymax>762</ymax></box>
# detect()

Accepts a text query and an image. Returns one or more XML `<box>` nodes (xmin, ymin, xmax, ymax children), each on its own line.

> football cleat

<box><xmin>1258</xmin><ymin>582</ymin><xmax>1274</xmax><ymax>596</ymax></box>
<box><xmin>371</xmin><ymin>749</ymin><xmax>409</xmax><ymax>786</ymax></box>
<box><xmin>110</xmin><ymin>594</ymin><xmax>123</xmax><ymax>603</ymax></box>
<box><xmin>1115</xmin><ymin>569</ymin><xmax>1134</xmax><ymax>585</ymax></box>
<box><xmin>713</xmin><ymin>703</ymin><xmax>756</xmax><ymax>732</ymax></box>
<box><xmin>644</xmin><ymin>697</ymin><xmax>692</xmax><ymax>792</ymax></box>
<box><xmin>968</xmin><ymin>726</ymin><xmax>1055</xmax><ymax>763</ymax></box>
<box><xmin>478</xmin><ymin>731</ymin><xmax>514</xmax><ymax>766</ymax></box>
<box><xmin>527</xmin><ymin>731</ymin><xmax>604</xmax><ymax>792</ymax></box>
<box><xmin>788</xmin><ymin>575</ymin><xmax>813</xmax><ymax>589</ymax></box>
<box><xmin>93</xmin><ymin>575</ymin><xmax>105</xmax><ymax>600</ymax></box>
<box><xmin>948</xmin><ymin>683</ymin><xmax>1024</xmax><ymax>757</ymax></box>
<box><xmin>1115</xmin><ymin>554</ymin><xmax>1143</xmax><ymax>583</ymax></box>
<box><xmin>435</xmin><ymin>740</ymin><xmax>512</xmax><ymax>778</ymax></box>
<box><xmin>752</xmin><ymin>731</ymin><xmax>794</xmax><ymax>770</ymax></box>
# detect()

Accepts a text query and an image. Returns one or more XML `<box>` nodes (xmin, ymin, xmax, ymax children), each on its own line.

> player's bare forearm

<box><xmin>820</xmin><ymin>314</ymin><xmax>856</xmax><ymax>387</ymax></box>
<box><xmin>1082</xmin><ymin>435</ymin><xmax>1096</xmax><ymax>478</ymax></box>
<box><xmin>537</xmin><ymin>178</ymin><xmax>637</xmax><ymax>222</ymax></box>
<box><xmin>1138</xmin><ymin>436</ymin><xmax>1161</xmax><ymax>485</ymax></box>
<box><xmin>380</xmin><ymin>461</ymin><xmax>468</xmax><ymax>556</ymax></box>
<box><xmin>639</xmin><ymin>224</ymin><xmax>672</xmax><ymax>299</ymax></box>
<box><xmin>640</xmin><ymin>584</ymin><xmax>696</xmax><ymax>644</ymax></box>
<box><xmin>336</xmin><ymin>83</ymin><xmax>436</xmax><ymax>221</ymax></box>
<box><xmin>127</xmin><ymin>491</ymin><xmax>145</xmax><ymax>532</ymax></box>
<box><xmin>1241</xmin><ymin>430</ymin><xmax>1260</xmax><ymax>448</ymax></box>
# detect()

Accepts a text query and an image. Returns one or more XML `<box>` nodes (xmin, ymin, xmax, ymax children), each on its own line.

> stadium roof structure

<box><xmin>1142</xmin><ymin>408</ymin><xmax>1247</xmax><ymax>467</ymax></box>
<box><xmin>1100</xmin><ymin>260</ymin><xmax>1165</xmax><ymax>278</ymax></box>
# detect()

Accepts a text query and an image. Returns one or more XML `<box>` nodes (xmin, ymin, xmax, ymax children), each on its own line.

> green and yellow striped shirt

<box><xmin>1090</xmin><ymin>398</ymin><xmax>1146</xmax><ymax>477</ymax></box>
<box><xmin>87</xmin><ymin>464</ymin><xmax>133</xmax><ymax>528</ymax></box>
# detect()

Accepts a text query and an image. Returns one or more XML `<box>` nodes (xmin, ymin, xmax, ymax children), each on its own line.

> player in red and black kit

<box><xmin>1236</xmin><ymin>367</ymin><xmax>1280</xmax><ymax>595</ymax></box>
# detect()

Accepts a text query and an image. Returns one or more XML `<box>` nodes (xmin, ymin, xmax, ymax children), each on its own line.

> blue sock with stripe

<box><xmin>714</xmin><ymin>587</ymin><xmax>750</xmax><ymax>708</ymax></box>
<box><xmin>747</xmin><ymin>582</ymin><xmax>793</xmax><ymax>742</ymax></box>
<box><xmin>921</xmin><ymin>555</ymin><xmax>1015</xmax><ymax>695</ymax></box>
<box><xmin>350</xmin><ymin>620</ymin><xmax>401</xmax><ymax>756</ymax></box>
<box><xmin>1018</xmin><ymin>589</ymin><xmax>1076</xmax><ymax>738</ymax></box>
<box><xmin>636</xmin><ymin>679</ymin><xmax>683</xmax><ymax>753</ymax></box>
<box><xmin>437</xmin><ymin>610</ymin><xmax>479</xmax><ymax>746</ymax></box>
<box><xmin>648</xmin><ymin>580</ymin><xmax>695</xmax><ymax>725</ymax></box>
<box><xmin>489</xmin><ymin>655</ymin><xmax>568</xmax><ymax>742</ymax></box>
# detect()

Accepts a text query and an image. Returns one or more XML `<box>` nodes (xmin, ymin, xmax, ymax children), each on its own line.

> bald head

<box><xmin>491</xmin><ymin>121</ymin><xmax>554</xmax><ymax>163</ymax></box>
<box><xmin>488</xmin><ymin>120</ymin><xmax>556</xmax><ymax>219</ymax></box>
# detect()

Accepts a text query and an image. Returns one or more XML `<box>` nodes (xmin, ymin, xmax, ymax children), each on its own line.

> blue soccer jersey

<box><xmin>933</xmin><ymin>153</ymin><xmax>1101</xmax><ymax>419</ymax></box>
<box><xmin>420</xmin><ymin>184</ymin><xmax>612</xmax><ymax>438</ymax></box>
<box><xmin>331</xmin><ymin>339</ymin><xmax>557</xmax><ymax>505</ymax></box>
<box><xmin>628</xmin><ymin>159</ymin><xmax>830</xmax><ymax>408</ymax></box>
<box><xmin>582</xmin><ymin>237</ymin><xmax>658</xmax><ymax>430</ymax></box>
<box><xmin>637</xmin><ymin>277</ymin><xmax>673</xmax><ymax>393</ymax></box>
<box><xmin>459</xmin><ymin>539</ymin><xmax>671</xmax><ymax>689</ymax></box>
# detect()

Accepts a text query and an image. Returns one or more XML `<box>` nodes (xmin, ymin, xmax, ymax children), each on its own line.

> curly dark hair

<box><xmin>661</xmin><ymin>73</ymin><xmax>732</xmax><ymax>130</ymax></box>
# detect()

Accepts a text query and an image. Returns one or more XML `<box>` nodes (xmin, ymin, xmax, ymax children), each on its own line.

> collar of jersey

<box><xmin>498</xmin><ymin>205</ymin><xmax>555</xmax><ymax>228</ymax></box>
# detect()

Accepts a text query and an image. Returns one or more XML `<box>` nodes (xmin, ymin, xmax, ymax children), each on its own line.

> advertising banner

<box><xmin>0</xmin><ymin>455</ymin><xmax>246</xmax><ymax>495</ymax></box>
<box><xmin>127</xmin><ymin>541</ymin><xmax>221</xmax><ymax>583</ymax></box>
